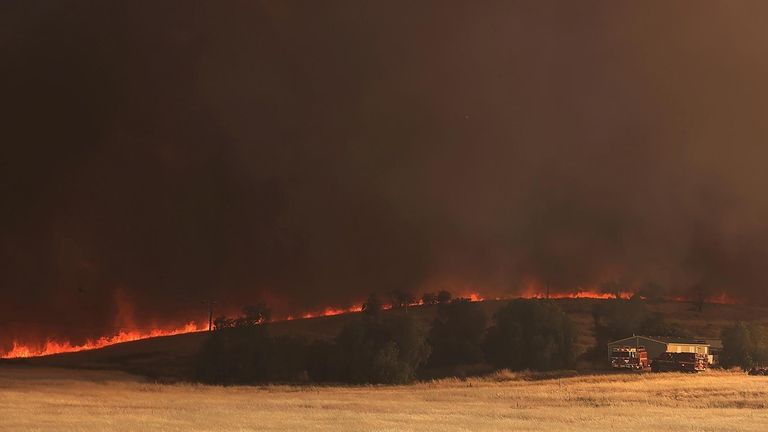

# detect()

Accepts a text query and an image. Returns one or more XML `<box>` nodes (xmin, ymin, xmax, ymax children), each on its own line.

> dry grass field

<box><xmin>2</xmin><ymin>366</ymin><xmax>767</xmax><ymax>432</ymax></box>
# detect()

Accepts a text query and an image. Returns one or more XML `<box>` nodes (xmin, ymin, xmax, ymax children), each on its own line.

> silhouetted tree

<box><xmin>236</xmin><ymin>301</ymin><xmax>271</xmax><ymax>327</ymax></box>
<box><xmin>421</xmin><ymin>292</ymin><xmax>438</xmax><ymax>305</ymax></box>
<box><xmin>483</xmin><ymin>299</ymin><xmax>576</xmax><ymax>371</ymax></box>
<box><xmin>362</xmin><ymin>293</ymin><xmax>383</xmax><ymax>318</ymax></box>
<box><xmin>213</xmin><ymin>315</ymin><xmax>235</xmax><ymax>330</ymax></box>
<box><xmin>390</xmin><ymin>290</ymin><xmax>416</xmax><ymax>309</ymax></box>
<box><xmin>634</xmin><ymin>282</ymin><xmax>666</xmax><ymax>303</ymax></box>
<box><xmin>599</xmin><ymin>279</ymin><xmax>623</xmax><ymax>299</ymax></box>
<box><xmin>426</xmin><ymin>298</ymin><xmax>486</xmax><ymax>368</ymax></box>
<box><xmin>437</xmin><ymin>290</ymin><xmax>452</xmax><ymax>304</ymax></box>
<box><xmin>691</xmin><ymin>283</ymin><xmax>711</xmax><ymax>313</ymax></box>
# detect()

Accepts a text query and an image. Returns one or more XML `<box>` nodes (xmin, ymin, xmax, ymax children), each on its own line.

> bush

<box><xmin>196</xmin><ymin>325</ymin><xmax>272</xmax><ymax>384</ymax></box>
<box><xmin>426</xmin><ymin>298</ymin><xmax>486</xmax><ymax>368</ymax></box>
<box><xmin>261</xmin><ymin>335</ymin><xmax>310</xmax><ymax>381</ymax></box>
<box><xmin>334</xmin><ymin>313</ymin><xmax>431</xmax><ymax>384</ymax></box>
<box><xmin>483</xmin><ymin>299</ymin><xmax>576</xmax><ymax>371</ymax></box>
<box><xmin>721</xmin><ymin>321</ymin><xmax>768</xmax><ymax>369</ymax></box>
<box><xmin>306</xmin><ymin>340</ymin><xmax>342</xmax><ymax>382</ymax></box>
<box><xmin>195</xmin><ymin>325</ymin><xmax>311</xmax><ymax>384</ymax></box>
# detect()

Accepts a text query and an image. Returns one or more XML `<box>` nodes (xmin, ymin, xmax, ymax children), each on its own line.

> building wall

<box><xmin>667</xmin><ymin>344</ymin><xmax>709</xmax><ymax>355</ymax></box>
<box><xmin>640</xmin><ymin>340</ymin><xmax>668</xmax><ymax>361</ymax></box>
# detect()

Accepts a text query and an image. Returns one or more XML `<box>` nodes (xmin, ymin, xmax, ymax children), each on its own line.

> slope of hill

<box><xmin>4</xmin><ymin>299</ymin><xmax>766</xmax><ymax>379</ymax></box>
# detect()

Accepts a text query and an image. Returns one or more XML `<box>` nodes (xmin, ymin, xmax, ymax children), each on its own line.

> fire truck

<box><xmin>651</xmin><ymin>352</ymin><xmax>708</xmax><ymax>372</ymax></box>
<box><xmin>610</xmin><ymin>346</ymin><xmax>649</xmax><ymax>370</ymax></box>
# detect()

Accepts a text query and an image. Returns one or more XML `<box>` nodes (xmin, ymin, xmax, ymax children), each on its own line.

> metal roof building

<box><xmin>608</xmin><ymin>335</ymin><xmax>717</xmax><ymax>365</ymax></box>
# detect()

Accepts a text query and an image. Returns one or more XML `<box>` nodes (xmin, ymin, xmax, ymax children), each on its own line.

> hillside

<box><xmin>4</xmin><ymin>299</ymin><xmax>767</xmax><ymax>379</ymax></box>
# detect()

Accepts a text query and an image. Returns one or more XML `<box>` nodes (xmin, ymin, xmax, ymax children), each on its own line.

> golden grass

<box><xmin>2</xmin><ymin>366</ymin><xmax>767</xmax><ymax>431</ymax></box>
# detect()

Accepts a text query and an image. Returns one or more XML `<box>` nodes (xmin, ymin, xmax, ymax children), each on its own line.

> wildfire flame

<box><xmin>0</xmin><ymin>288</ymin><xmax>737</xmax><ymax>359</ymax></box>
<box><xmin>1</xmin><ymin>322</ymin><xmax>207</xmax><ymax>359</ymax></box>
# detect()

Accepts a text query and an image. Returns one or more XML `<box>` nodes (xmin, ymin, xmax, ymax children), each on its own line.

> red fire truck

<box><xmin>651</xmin><ymin>352</ymin><xmax>708</xmax><ymax>372</ymax></box>
<box><xmin>610</xmin><ymin>346</ymin><xmax>649</xmax><ymax>370</ymax></box>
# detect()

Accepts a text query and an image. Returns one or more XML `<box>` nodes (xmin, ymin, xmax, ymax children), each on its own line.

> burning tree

<box><xmin>213</xmin><ymin>316</ymin><xmax>235</xmax><ymax>330</ymax></box>
<box><xmin>237</xmin><ymin>302</ymin><xmax>272</xmax><ymax>326</ymax></box>
<box><xmin>212</xmin><ymin>301</ymin><xmax>272</xmax><ymax>330</ymax></box>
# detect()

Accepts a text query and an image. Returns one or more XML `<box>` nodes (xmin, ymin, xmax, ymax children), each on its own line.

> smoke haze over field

<box><xmin>2</xmin><ymin>1</ymin><xmax>768</xmax><ymax>348</ymax></box>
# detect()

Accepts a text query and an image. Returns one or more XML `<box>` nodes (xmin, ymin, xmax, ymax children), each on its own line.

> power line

<box><xmin>201</xmin><ymin>300</ymin><xmax>217</xmax><ymax>331</ymax></box>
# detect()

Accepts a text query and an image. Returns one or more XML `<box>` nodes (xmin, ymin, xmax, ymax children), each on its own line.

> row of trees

<box><xmin>196</xmin><ymin>297</ymin><xmax>577</xmax><ymax>385</ymax></box>
<box><xmin>389</xmin><ymin>290</ymin><xmax>453</xmax><ymax>308</ymax></box>
<box><xmin>598</xmin><ymin>279</ymin><xmax>714</xmax><ymax>312</ymax></box>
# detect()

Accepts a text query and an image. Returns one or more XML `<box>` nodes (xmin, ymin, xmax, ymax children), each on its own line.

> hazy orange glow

<box><xmin>0</xmin><ymin>289</ymin><xmax>737</xmax><ymax>359</ymax></box>
<box><xmin>669</xmin><ymin>292</ymin><xmax>737</xmax><ymax>305</ymax></box>
<box><xmin>708</xmin><ymin>293</ymin><xmax>737</xmax><ymax>305</ymax></box>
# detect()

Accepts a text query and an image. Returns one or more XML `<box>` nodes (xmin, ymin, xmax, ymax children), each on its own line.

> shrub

<box><xmin>196</xmin><ymin>325</ymin><xmax>271</xmax><ymax>384</ymax></box>
<box><xmin>334</xmin><ymin>314</ymin><xmax>431</xmax><ymax>384</ymax></box>
<box><xmin>483</xmin><ymin>299</ymin><xmax>576</xmax><ymax>371</ymax></box>
<box><xmin>426</xmin><ymin>298</ymin><xmax>486</xmax><ymax>368</ymax></box>
<box><xmin>721</xmin><ymin>321</ymin><xmax>768</xmax><ymax>369</ymax></box>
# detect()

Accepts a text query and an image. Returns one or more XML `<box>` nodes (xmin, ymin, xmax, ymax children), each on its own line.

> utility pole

<box><xmin>202</xmin><ymin>300</ymin><xmax>217</xmax><ymax>331</ymax></box>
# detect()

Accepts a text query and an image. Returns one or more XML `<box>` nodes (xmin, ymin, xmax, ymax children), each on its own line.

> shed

<box><xmin>608</xmin><ymin>336</ymin><xmax>715</xmax><ymax>364</ymax></box>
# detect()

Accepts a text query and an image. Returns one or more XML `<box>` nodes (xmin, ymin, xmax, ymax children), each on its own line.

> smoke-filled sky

<box><xmin>3</xmin><ymin>1</ymin><xmax>768</xmax><ymax>346</ymax></box>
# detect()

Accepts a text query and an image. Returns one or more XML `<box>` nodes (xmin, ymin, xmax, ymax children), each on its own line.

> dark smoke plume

<box><xmin>2</xmin><ymin>1</ymin><xmax>768</xmax><ymax>348</ymax></box>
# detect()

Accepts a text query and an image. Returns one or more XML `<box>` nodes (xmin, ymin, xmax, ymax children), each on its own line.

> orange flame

<box><xmin>0</xmin><ymin>288</ymin><xmax>739</xmax><ymax>359</ymax></box>
<box><xmin>1</xmin><ymin>322</ymin><xmax>207</xmax><ymax>359</ymax></box>
<box><xmin>297</xmin><ymin>304</ymin><xmax>364</xmax><ymax>320</ymax></box>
